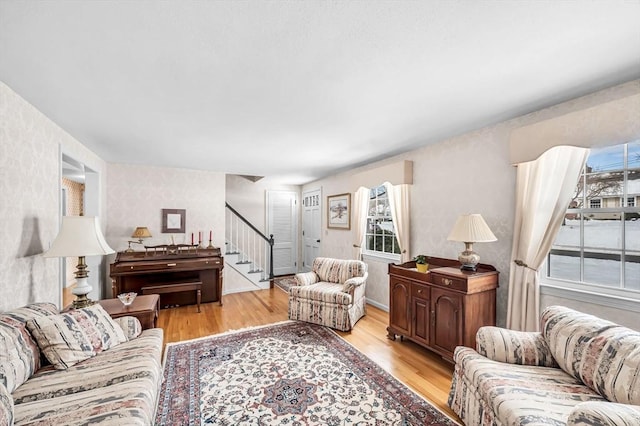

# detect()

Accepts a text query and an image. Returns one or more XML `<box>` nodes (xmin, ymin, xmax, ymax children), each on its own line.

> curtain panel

<box><xmin>384</xmin><ymin>182</ymin><xmax>411</xmax><ymax>263</ymax></box>
<box><xmin>352</xmin><ymin>187</ymin><xmax>369</xmax><ymax>260</ymax></box>
<box><xmin>507</xmin><ymin>146</ymin><xmax>590</xmax><ymax>331</ymax></box>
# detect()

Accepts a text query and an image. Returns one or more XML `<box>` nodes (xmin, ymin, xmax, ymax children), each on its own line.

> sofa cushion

<box><xmin>451</xmin><ymin>346</ymin><xmax>606</xmax><ymax>425</ymax></box>
<box><xmin>542</xmin><ymin>305</ymin><xmax>640</xmax><ymax>404</ymax></box>
<box><xmin>580</xmin><ymin>326</ymin><xmax>640</xmax><ymax>405</ymax></box>
<box><xmin>0</xmin><ymin>303</ymin><xmax>59</xmax><ymax>393</ymax></box>
<box><xmin>113</xmin><ymin>316</ymin><xmax>142</xmax><ymax>340</ymax></box>
<box><xmin>13</xmin><ymin>376</ymin><xmax>158</xmax><ymax>426</ymax></box>
<box><xmin>12</xmin><ymin>329</ymin><xmax>162</xmax><ymax>404</ymax></box>
<box><xmin>26</xmin><ymin>304</ymin><xmax>127</xmax><ymax>370</ymax></box>
<box><xmin>567</xmin><ymin>401</ymin><xmax>640</xmax><ymax>426</ymax></box>
<box><xmin>0</xmin><ymin>383</ymin><xmax>13</xmax><ymax>426</ymax></box>
<box><xmin>289</xmin><ymin>282</ymin><xmax>352</xmax><ymax>305</ymax></box>
<box><xmin>542</xmin><ymin>306</ymin><xmax>615</xmax><ymax>379</ymax></box>
<box><xmin>312</xmin><ymin>257</ymin><xmax>366</xmax><ymax>284</ymax></box>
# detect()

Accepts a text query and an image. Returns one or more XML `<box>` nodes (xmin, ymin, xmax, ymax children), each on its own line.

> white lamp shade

<box><xmin>447</xmin><ymin>214</ymin><xmax>497</xmax><ymax>243</ymax></box>
<box><xmin>44</xmin><ymin>216</ymin><xmax>115</xmax><ymax>257</ymax></box>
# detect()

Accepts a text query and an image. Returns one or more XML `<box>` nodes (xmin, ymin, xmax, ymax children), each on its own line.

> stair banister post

<box><xmin>269</xmin><ymin>234</ymin><xmax>274</xmax><ymax>280</ymax></box>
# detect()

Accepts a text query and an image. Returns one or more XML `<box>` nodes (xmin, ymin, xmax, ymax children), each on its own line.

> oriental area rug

<box><xmin>155</xmin><ymin>321</ymin><xmax>458</xmax><ymax>425</ymax></box>
<box><xmin>273</xmin><ymin>275</ymin><xmax>296</xmax><ymax>293</ymax></box>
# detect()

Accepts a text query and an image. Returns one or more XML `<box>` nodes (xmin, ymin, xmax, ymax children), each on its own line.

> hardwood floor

<box><xmin>157</xmin><ymin>287</ymin><xmax>459</xmax><ymax>420</ymax></box>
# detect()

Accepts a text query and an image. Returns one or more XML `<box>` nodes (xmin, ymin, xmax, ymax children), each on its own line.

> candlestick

<box><xmin>191</xmin><ymin>233</ymin><xmax>194</xmax><ymax>245</ymax></box>
<box><xmin>207</xmin><ymin>229</ymin><xmax>213</xmax><ymax>249</ymax></box>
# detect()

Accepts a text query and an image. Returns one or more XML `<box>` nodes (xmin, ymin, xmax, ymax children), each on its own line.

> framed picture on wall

<box><xmin>327</xmin><ymin>193</ymin><xmax>351</xmax><ymax>230</ymax></box>
<box><xmin>161</xmin><ymin>209</ymin><xmax>186</xmax><ymax>233</ymax></box>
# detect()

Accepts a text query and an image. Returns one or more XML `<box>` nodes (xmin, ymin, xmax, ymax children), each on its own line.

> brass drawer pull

<box><xmin>167</xmin><ymin>263</ymin><xmax>177</xmax><ymax>267</ymax></box>
<box><xmin>417</xmin><ymin>289</ymin><xmax>423</xmax><ymax>294</ymax></box>
<box><xmin>442</xmin><ymin>278</ymin><xmax>452</xmax><ymax>286</ymax></box>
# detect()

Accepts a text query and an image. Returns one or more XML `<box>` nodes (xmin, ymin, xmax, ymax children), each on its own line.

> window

<box><xmin>364</xmin><ymin>185</ymin><xmax>400</xmax><ymax>258</ymax></box>
<box><xmin>545</xmin><ymin>141</ymin><xmax>640</xmax><ymax>295</ymax></box>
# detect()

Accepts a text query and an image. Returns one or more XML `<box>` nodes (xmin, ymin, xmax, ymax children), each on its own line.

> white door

<box><xmin>267</xmin><ymin>190</ymin><xmax>297</xmax><ymax>276</ymax></box>
<box><xmin>302</xmin><ymin>189</ymin><xmax>321</xmax><ymax>272</ymax></box>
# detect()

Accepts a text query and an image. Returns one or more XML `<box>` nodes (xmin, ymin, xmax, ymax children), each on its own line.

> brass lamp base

<box><xmin>72</xmin><ymin>294</ymin><xmax>95</xmax><ymax>309</ymax></box>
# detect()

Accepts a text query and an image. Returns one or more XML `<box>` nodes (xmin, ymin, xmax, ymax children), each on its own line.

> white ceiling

<box><xmin>1</xmin><ymin>1</ymin><xmax>639</xmax><ymax>184</ymax></box>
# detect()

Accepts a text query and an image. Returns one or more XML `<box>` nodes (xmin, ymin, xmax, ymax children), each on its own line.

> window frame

<box><xmin>362</xmin><ymin>184</ymin><xmax>401</xmax><ymax>262</ymax></box>
<box><xmin>541</xmin><ymin>141</ymin><xmax>640</xmax><ymax>307</ymax></box>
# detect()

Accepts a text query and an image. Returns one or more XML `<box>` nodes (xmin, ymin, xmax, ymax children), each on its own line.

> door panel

<box><xmin>267</xmin><ymin>190</ymin><xmax>297</xmax><ymax>276</ymax></box>
<box><xmin>431</xmin><ymin>287</ymin><xmax>463</xmax><ymax>357</ymax></box>
<box><xmin>389</xmin><ymin>278</ymin><xmax>411</xmax><ymax>336</ymax></box>
<box><xmin>302</xmin><ymin>189</ymin><xmax>321</xmax><ymax>271</ymax></box>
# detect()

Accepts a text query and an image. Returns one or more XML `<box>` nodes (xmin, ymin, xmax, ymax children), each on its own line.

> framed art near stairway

<box><xmin>162</xmin><ymin>209</ymin><xmax>186</xmax><ymax>233</ymax></box>
<box><xmin>327</xmin><ymin>193</ymin><xmax>350</xmax><ymax>230</ymax></box>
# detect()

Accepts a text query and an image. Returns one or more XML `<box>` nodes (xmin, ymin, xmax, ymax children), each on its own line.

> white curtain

<box><xmin>384</xmin><ymin>182</ymin><xmax>411</xmax><ymax>263</ymax></box>
<box><xmin>352</xmin><ymin>186</ymin><xmax>370</xmax><ymax>259</ymax></box>
<box><xmin>507</xmin><ymin>146</ymin><xmax>590</xmax><ymax>331</ymax></box>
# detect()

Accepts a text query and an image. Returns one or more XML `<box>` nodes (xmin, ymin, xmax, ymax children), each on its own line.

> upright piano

<box><xmin>110</xmin><ymin>247</ymin><xmax>223</xmax><ymax>308</ymax></box>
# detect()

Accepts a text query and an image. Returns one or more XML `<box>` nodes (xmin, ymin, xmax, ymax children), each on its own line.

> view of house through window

<box><xmin>365</xmin><ymin>185</ymin><xmax>400</xmax><ymax>257</ymax></box>
<box><xmin>546</xmin><ymin>141</ymin><xmax>640</xmax><ymax>293</ymax></box>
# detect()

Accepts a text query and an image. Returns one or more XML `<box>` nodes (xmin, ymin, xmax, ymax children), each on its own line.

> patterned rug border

<box><xmin>162</xmin><ymin>320</ymin><xmax>294</xmax><ymax>360</ymax></box>
<box><xmin>273</xmin><ymin>275</ymin><xmax>296</xmax><ymax>293</ymax></box>
<box><xmin>159</xmin><ymin>320</ymin><xmax>460</xmax><ymax>425</ymax></box>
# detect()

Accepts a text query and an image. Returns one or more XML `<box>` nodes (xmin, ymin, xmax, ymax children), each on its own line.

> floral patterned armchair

<box><xmin>288</xmin><ymin>257</ymin><xmax>368</xmax><ymax>332</ymax></box>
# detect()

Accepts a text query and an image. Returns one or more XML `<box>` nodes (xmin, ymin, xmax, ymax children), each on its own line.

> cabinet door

<box><xmin>388</xmin><ymin>277</ymin><xmax>411</xmax><ymax>337</ymax></box>
<box><xmin>430</xmin><ymin>287</ymin><xmax>463</xmax><ymax>358</ymax></box>
<box><xmin>412</xmin><ymin>288</ymin><xmax>430</xmax><ymax>346</ymax></box>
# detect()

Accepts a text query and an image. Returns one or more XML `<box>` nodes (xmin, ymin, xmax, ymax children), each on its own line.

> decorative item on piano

<box><xmin>126</xmin><ymin>227</ymin><xmax>152</xmax><ymax>252</ymax></box>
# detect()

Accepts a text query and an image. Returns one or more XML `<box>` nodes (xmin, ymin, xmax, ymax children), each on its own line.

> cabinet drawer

<box><xmin>411</xmin><ymin>283</ymin><xmax>430</xmax><ymax>298</ymax></box>
<box><xmin>430</xmin><ymin>273</ymin><xmax>467</xmax><ymax>291</ymax></box>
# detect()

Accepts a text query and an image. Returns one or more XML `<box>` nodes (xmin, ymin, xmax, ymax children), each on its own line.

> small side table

<box><xmin>98</xmin><ymin>294</ymin><xmax>160</xmax><ymax>330</ymax></box>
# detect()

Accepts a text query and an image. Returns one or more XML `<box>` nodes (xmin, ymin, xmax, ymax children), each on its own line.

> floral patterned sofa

<box><xmin>448</xmin><ymin>305</ymin><xmax>640</xmax><ymax>426</ymax></box>
<box><xmin>0</xmin><ymin>303</ymin><xmax>163</xmax><ymax>425</ymax></box>
<box><xmin>288</xmin><ymin>257</ymin><xmax>368</xmax><ymax>332</ymax></box>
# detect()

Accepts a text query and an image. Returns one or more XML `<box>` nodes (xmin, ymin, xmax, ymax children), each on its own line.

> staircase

<box><xmin>225</xmin><ymin>202</ymin><xmax>274</xmax><ymax>291</ymax></box>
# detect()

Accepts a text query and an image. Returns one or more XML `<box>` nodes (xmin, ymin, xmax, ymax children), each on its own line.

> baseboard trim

<box><xmin>366</xmin><ymin>298</ymin><xmax>389</xmax><ymax>312</ymax></box>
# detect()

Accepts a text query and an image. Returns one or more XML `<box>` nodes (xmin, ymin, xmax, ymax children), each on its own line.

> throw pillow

<box><xmin>0</xmin><ymin>302</ymin><xmax>59</xmax><ymax>393</ymax></box>
<box><xmin>26</xmin><ymin>304</ymin><xmax>127</xmax><ymax>370</ymax></box>
<box><xmin>113</xmin><ymin>316</ymin><xmax>142</xmax><ymax>340</ymax></box>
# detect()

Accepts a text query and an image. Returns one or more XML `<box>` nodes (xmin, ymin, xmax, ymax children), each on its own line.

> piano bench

<box><xmin>141</xmin><ymin>281</ymin><xmax>202</xmax><ymax>313</ymax></box>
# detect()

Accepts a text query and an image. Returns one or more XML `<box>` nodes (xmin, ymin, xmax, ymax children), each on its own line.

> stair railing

<box><xmin>225</xmin><ymin>202</ymin><xmax>274</xmax><ymax>282</ymax></box>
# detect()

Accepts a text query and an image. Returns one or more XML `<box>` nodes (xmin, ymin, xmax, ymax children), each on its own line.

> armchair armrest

<box><xmin>294</xmin><ymin>271</ymin><xmax>319</xmax><ymax>286</ymax></box>
<box><xmin>568</xmin><ymin>402</ymin><xmax>640</xmax><ymax>426</ymax></box>
<box><xmin>476</xmin><ymin>326</ymin><xmax>558</xmax><ymax>367</ymax></box>
<box><xmin>343</xmin><ymin>272</ymin><xmax>368</xmax><ymax>293</ymax></box>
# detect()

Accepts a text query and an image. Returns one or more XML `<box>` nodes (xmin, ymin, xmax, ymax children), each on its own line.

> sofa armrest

<box><xmin>476</xmin><ymin>326</ymin><xmax>558</xmax><ymax>367</ymax></box>
<box><xmin>0</xmin><ymin>383</ymin><xmax>13</xmax><ymax>426</ymax></box>
<box><xmin>113</xmin><ymin>316</ymin><xmax>143</xmax><ymax>340</ymax></box>
<box><xmin>568</xmin><ymin>402</ymin><xmax>640</xmax><ymax>426</ymax></box>
<box><xmin>294</xmin><ymin>272</ymin><xmax>319</xmax><ymax>286</ymax></box>
<box><xmin>343</xmin><ymin>272</ymin><xmax>368</xmax><ymax>293</ymax></box>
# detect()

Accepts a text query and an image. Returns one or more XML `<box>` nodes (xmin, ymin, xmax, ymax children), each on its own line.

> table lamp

<box><xmin>126</xmin><ymin>226</ymin><xmax>152</xmax><ymax>252</ymax></box>
<box><xmin>447</xmin><ymin>214</ymin><xmax>497</xmax><ymax>271</ymax></box>
<box><xmin>44</xmin><ymin>216</ymin><xmax>115</xmax><ymax>308</ymax></box>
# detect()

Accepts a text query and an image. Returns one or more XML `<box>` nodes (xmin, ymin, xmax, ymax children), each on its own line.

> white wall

<box><xmin>303</xmin><ymin>80</ymin><xmax>640</xmax><ymax>327</ymax></box>
<box><xmin>0</xmin><ymin>81</ymin><xmax>107</xmax><ymax>311</ymax></box>
<box><xmin>105</xmin><ymin>163</ymin><xmax>226</xmax><ymax>296</ymax></box>
<box><xmin>225</xmin><ymin>175</ymin><xmax>300</xmax><ymax>233</ymax></box>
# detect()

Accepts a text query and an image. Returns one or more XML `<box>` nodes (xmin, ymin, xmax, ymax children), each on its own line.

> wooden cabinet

<box><xmin>387</xmin><ymin>257</ymin><xmax>498</xmax><ymax>362</ymax></box>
